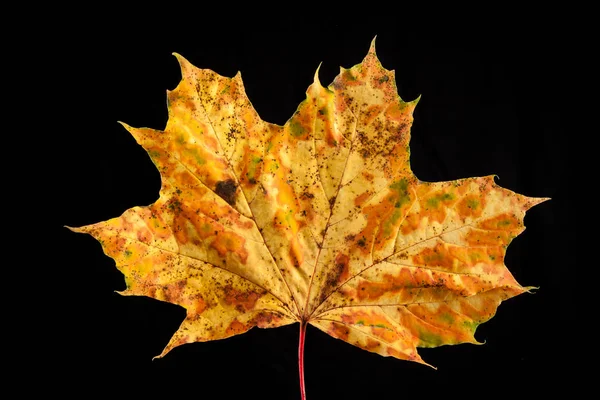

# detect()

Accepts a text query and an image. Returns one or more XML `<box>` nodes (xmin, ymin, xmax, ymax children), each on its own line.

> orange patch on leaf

<box><xmin>188</xmin><ymin>295</ymin><xmax>207</xmax><ymax>318</ymax></box>
<box><xmin>341</xmin><ymin>310</ymin><xmax>390</xmax><ymax>330</ymax></box>
<box><xmin>289</xmin><ymin>239</ymin><xmax>304</xmax><ymax>268</ymax></box>
<box><xmin>465</xmin><ymin>229</ymin><xmax>513</xmax><ymax>247</ymax></box>
<box><xmin>328</xmin><ymin>322</ymin><xmax>350</xmax><ymax>341</ymax></box>
<box><xmin>478</xmin><ymin>213</ymin><xmax>521</xmax><ymax>231</ymax></box>
<box><xmin>161</xmin><ymin>280</ymin><xmax>186</xmax><ymax>304</ymax></box>
<box><xmin>400</xmin><ymin>213</ymin><xmax>421</xmax><ymax>235</ymax></box>
<box><xmin>211</xmin><ymin>231</ymin><xmax>249</xmax><ymax>263</ymax></box>
<box><xmin>334</xmin><ymin>253</ymin><xmax>351</xmax><ymax>283</ymax></box>
<box><xmin>457</xmin><ymin>194</ymin><xmax>486</xmax><ymax>219</ymax></box>
<box><xmin>354</xmin><ymin>191</ymin><xmax>371</xmax><ymax>207</ymax></box>
<box><xmin>362</xmin><ymin>171</ymin><xmax>374</xmax><ymax>182</ymax></box>
<box><xmin>412</xmin><ymin>243</ymin><xmax>455</xmax><ymax>269</ymax></box>
<box><xmin>386</xmin><ymin>347</ymin><xmax>406</xmax><ymax>358</ymax></box>
<box><xmin>372</xmin><ymin>326</ymin><xmax>401</xmax><ymax>343</ymax></box>
<box><xmin>239</xmin><ymin>146</ymin><xmax>264</xmax><ymax>187</ymax></box>
<box><xmin>384</xmin><ymin>103</ymin><xmax>411</xmax><ymax>122</ymax></box>
<box><xmin>226</xmin><ymin>320</ymin><xmax>249</xmax><ymax>336</ymax></box>
<box><xmin>252</xmin><ymin>312</ymin><xmax>282</xmax><ymax>328</ymax></box>
<box><xmin>136</xmin><ymin>227</ymin><xmax>153</xmax><ymax>243</ymax></box>
<box><xmin>365</xmin><ymin>338</ymin><xmax>381</xmax><ymax>350</ymax></box>
<box><xmin>356</xmin><ymin>268</ymin><xmax>416</xmax><ymax>301</ymax></box>
<box><xmin>355</xmin><ymin>183</ymin><xmax>412</xmax><ymax>255</ymax></box>
<box><xmin>224</xmin><ymin>285</ymin><xmax>262</xmax><ymax>312</ymax></box>
<box><xmin>362</xmin><ymin>104</ymin><xmax>384</xmax><ymax>126</ymax></box>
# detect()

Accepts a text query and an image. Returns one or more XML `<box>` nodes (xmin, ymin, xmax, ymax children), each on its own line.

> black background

<box><xmin>53</xmin><ymin>17</ymin><xmax>574</xmax><ymax>399</ymax></box>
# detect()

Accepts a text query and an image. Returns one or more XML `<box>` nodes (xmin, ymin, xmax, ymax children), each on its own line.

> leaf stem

<box><xmin>298</xmin><ymin>321</ymin><xmax>307</xmax><ymax>400</ymax></box>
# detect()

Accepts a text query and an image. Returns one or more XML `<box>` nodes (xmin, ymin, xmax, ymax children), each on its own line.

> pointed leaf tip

<box><xmin>117</xmin><ymin>120</ymin><xmax>135</xmax><ymax>133</ymax></box>
<box><xmin>369</xmin><ymin>36</ymin><xmax>378</xmax><ymax>54</ymax></box>
<box><xmin>172</xmin><ymin>52</ymin><xmax>194</xmax><ymax>73</ymax></box>
<box><xmin>313</xmin><ymin>62</ymin><xmax>323</xmax><ymax>85</ymax></box>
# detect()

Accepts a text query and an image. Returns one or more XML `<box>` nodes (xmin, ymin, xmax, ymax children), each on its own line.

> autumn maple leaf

<box><xmin>68</xmin><ymin>38</ymin><xmax>547</xmax><ymax>399</ymax></box>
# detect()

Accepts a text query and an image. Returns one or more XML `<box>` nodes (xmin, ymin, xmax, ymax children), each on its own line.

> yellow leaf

<box><xmin>68</xmin><ymin>37</ymin><xmax>548</xmax><ymax>398</ymax></box>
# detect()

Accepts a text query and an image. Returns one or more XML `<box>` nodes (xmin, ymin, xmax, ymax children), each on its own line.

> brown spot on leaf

<box><xmin>252</xmin><ymin>311</ymin><xmax>283</xmax><ymax>328</ymax></box>
<box><xmin>362</xmin><ymin>171</ymin><xmax>374</xmax><ymax>182</ymax></box>
<box><xmin>215</xmin><ymin>179</ymin><xmax>237</xmax><ymax>205</ymax></box>
<box><xmin>318</xmin><ymin>252</ymin><xmax>350</xmax><ymax>304</ymax></box>
<box><xmin>335</xmin><ymin>253</ymin><xmax>351</xmax><ymax>283</ymax></box>
<box><xmin>161</xmin><ymin>281</ymin><xmax>186</xmax><ymax>303</ymax></box>
<box><xmin>136</xmin><ymin>227</ymin><xmax>152</xmax><ymax>244</ymax></box>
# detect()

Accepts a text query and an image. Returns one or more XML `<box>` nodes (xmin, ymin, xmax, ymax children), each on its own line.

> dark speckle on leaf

<box><xmin>215</xmin><ymin>179</ymin><xmax>237</xmax><ymax>205</ymax></box>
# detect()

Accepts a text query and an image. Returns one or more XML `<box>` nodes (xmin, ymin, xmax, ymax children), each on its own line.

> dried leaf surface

<box><xmin>70</xmin><ymin>39</ymin><xmax>547</xmax><ymax>365</ymax></box>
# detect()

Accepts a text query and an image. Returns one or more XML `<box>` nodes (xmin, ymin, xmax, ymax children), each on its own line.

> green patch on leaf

<box><xmin>418</xmin><ymin>330</ymin><xmax>444</xmax><ymax>347</ymax></box>
<box><xmin>289</xmin><ymin>120</ymin><xmax>306</xmax><ymax>137</ymax></box>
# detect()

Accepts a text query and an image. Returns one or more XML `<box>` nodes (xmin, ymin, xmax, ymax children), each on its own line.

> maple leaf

<box><xmin>68</xmin><ymin>38</ymin><xmax>548</xmax><ymax>399</ymax></box>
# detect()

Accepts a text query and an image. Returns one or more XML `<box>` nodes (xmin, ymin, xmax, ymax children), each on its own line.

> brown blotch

<box><xmin>161</xmin><ymin>281</ymin><xmax>186</xmax><ymax>304</ymax></box>
<box><xmin>252</xmin><ymin>312</ymin><xmax>282</xmax><ymax>328</ymax></box>
<box><xmin>362</xmin><ymin>171</ymin><xmax>374</xmax><ymax>182</ymax></box>
<box><xmin>334</xmin><ymin>253</ymin><xmax>351</xmax><ymax>283</ymax></box>
<box><xmin>224</xmin><ymin>285</ymin><xmax>262</xmax><ymax>312</ymax></box>
<box><xmin>215</xmin><ymin>179</ymin><xmax>238</xmax><ymax>206</ymax></box>
<box><xmin>288</xmin><ymin>240</ymin><xmax>303</xmax><ymax>268</ymax></box>
<box><xmin>317</xmin><ymin>252</ymin><xmax>350</xmax><ymax>305</ymax></box>
<box><xmin>136</xmin><ymin>227</ymin><xmax>153</xmax><ymax>244</ymax></box>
